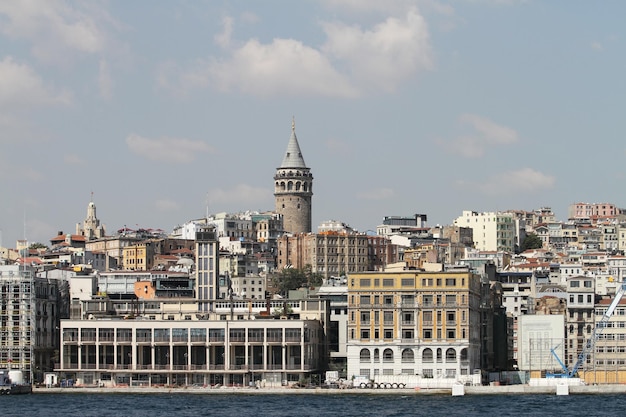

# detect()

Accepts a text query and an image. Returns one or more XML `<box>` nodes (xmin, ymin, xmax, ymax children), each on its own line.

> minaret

<box><xmin>274</xmin><ymin>118</ymin><xmax>313</xmax><ymax>234</ymax></box>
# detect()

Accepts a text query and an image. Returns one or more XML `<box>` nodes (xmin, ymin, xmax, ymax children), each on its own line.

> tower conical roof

<box><xmin>280</xmin><ymin>118</ymin><xmax>307</xmax><ymax>169</ymax></box>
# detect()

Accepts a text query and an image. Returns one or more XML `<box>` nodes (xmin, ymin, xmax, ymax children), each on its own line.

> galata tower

<box><xmin>274</xmin><ymin>118</ymin><xmax>313</xmax><ymax>234</ymax></box>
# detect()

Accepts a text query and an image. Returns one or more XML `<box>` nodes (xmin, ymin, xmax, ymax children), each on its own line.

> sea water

<box><xmin>3</xmin><ymin>393</ymin><xmax>623</xmax><ymax>417</ymax></box>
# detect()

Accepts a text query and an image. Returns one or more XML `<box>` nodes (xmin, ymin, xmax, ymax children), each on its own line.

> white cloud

<box><xmin>208</xmin><ymin>38</ymin><xmax>358</xmax><ymax>97</ymax></box>
<box><xmin>214</xmin><ymin>16</ymin><xmax>234</xmax><ymax>49</ymax></box>
<box><xmin>322</xmin><ymin>9</ymin><xmax>433</xmax><ymax>92</ymax></box>
<box><xmin>590</xmin><ymin>41</ymin><xmax>603</xmax><ymax>51</ymax></box>
<box><xmin>0</xmin><ymin>1</ymin><xmax>111</xmax><ymax>64</ymax></box>
<box><xmin>63</xmin><ymin>153</ymin><xmax>87</xmax><ymax>166</ymax></box>
<box><xmin>439</xmin><ymin>114</ymin><xmax>518</xmax><ymax>158</ymax></box>
<box><xmin>357</xmin><ymin>187</ymin><xmax>394</xmax><ymax>200</ymax></box>
<box><xmin>208</xmin><ymin>184</ymin><xmax>271</xmax><ymax>206</ymax></box>
<box><xmin>0</xmin><ymin>56</ymin><xmax>72</xmax><ymax>109</ymax></box>
<box><xmin>459</xmin><ymin>113</ymin><xmax>517</xmax><ymax>144</ymax></box>
<box><xmin>98</xmin><ymin>59</ymin><xmax>114</xmax><ymax>100</ymax></box>
<box><xmin>126</xmin><ymin>134</ymin><xmax>215</xmax><ymax>163</ymax></box>
<box><xmin>159</xmin><ymin>8</ymin><xmax>431</xmax><ymax>98</ymax></box>
<box><xmin>460</xmin><ymin>168</ymin><xmax>556</xmax><ymax>195</ymax></box>
<box><xmin>155</xmin><ymin>199</ymin><xmax>181</xmax><ymax>212</ymax></box>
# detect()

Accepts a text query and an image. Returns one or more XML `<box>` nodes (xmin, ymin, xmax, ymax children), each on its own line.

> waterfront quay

<box><xmin>32</xmin><ymin>384</ymin><xmax>626</xmax><ymax>395</ymax></box>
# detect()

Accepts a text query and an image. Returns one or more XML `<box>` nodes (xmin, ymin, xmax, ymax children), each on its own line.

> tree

<box><xmin>520</xmin><ymin>232</ymin><xmax>543</xmax><ymax>251</ymax></box>
<box><xmin>29</xmin><ymin>242</ymin><xmax>48</xmax><ymax>250</ymax></box>
<box><xmin>272</xmin><ymin>265</ymin><xmax>323</xmax><ymax>297</ymax></box>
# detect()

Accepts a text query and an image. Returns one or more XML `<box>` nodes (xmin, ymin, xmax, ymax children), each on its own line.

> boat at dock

<box><xmin>0</xmin><ymin>370</ymin><xmax>32</xmax><ymax>395</ymax></box>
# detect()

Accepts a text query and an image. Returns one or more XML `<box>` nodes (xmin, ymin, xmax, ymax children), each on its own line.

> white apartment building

<box><xmin>453</xmin><ymin>211</ymin><xmax>517</xmax><ymax>252</ymax></box>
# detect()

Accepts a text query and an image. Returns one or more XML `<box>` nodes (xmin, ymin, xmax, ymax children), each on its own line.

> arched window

<box><xmin>383</xmin><ymin>348</ymin><xmax>394</xmax><ymax>363</ymax></box>
<box><xmin>295</xmin><ymin>182</ymin><xmax>301</xmax><ymax>191</ymax></box>
<box><xmin>401</xmin><ymin>348</ymin><xmax>414</xmax><ymax>363</ymax></box>
<box><xmin>360</xmin><ymin>348</ymin><xmax>371</xmax><ymax>363</ymax></box>
<box><xmin>436</xmin><ymin>348</ymin><xmax>442</xmax><ymax>362</ymax></box>
<box><xmin>374</xmin><ymin>348</ymin><xmax>380</xmax><ymax>362</ymax></box>
<box><xmin>280</xmin><ymin>181</ymin><xmax>286</xmax><ymax>191</ymax></box>
<box><xmin>287</xmin><ymin>181</ymin><xmax>293</xmax><ymax>191</ymax></box>
<box><xmin>446</xmin><ymin>348</ymin><xmax>456</xmax><ymax>363</ymax></box>
<box><xmin>303</xmin><ymin>183</ymin><xmax>308</xmax><ymax>192</ymax></box>
<box><xmin>422</xmin><ymin>348</ymin><xmax>433</xmax><ymax>363</ymax></box>
<box><xmin>460</xmin><ymin>348</ymin><xmax>468</xmax><ymax>361</ymax></box>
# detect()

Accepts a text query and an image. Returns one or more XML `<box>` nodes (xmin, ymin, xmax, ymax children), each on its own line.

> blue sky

<box><xmin>1</xmin><ymin>0</ymin><xmax>624</xmax><ymax>246</ymax></box>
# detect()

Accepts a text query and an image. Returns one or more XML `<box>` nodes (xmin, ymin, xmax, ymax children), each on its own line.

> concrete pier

<box><xmin>32</xmin><ymin>383</ymin><xmax>626</xmax><ymax>396</ymax></box>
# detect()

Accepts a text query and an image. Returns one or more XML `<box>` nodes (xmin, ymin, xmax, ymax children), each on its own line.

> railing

<box><xmin>172</xmin><ymin>336</ymin><xmax>188</xmax><ymax>343</ymax></box>
<box><xmin>266</xmin><ymin>337</ymin><xmax>282</xmax><ymax>343</ymax></box>
<box><xmin>229</xmin><ymin>336</ymin><xmax>245</xmax><ymax>343</ymax></box>
<box><xmin>248</xmin><ymin>336</ymin><xmax>264</xmax><ymax>343</ymax></box>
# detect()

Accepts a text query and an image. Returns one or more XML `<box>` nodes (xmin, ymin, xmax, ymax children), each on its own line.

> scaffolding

<box><xmin>0</xmin><ymin>266</ymin><xmax>35</xmax><ymax>383</ymax></box>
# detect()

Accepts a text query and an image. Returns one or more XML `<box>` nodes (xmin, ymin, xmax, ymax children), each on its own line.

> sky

<box><xmin>1</xmin><ymin>0</ymin><xmax>625</xmax><ymax>247</ymax></box>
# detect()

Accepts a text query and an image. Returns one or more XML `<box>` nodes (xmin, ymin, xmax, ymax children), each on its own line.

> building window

<box><xmin>447</xmin><ymin>311</ymin><xmax>456</xmax><ymax>323</ymax></box>
<box><xmin>384</xmin><ymin>311</ymin><xmax>394</xmax><ymax>325</ymax></box>
<box><xmin>423</xmin><ymin>329</ymin><xmax>432</xmax><ymax>339</ymax></box>
<box><xmin>361</xmin><ymin>311</ymin><xmax>370</xmax><ymax>324</ymax></box>
<box><xmin>383</xmin><ymin>348</ymin><xmax>394</xmax><ymax>363</ymax></box>
<box><xmin>401</xmin><ymin>348</ymin><xmax>415</xmax><ymax>363</ymax></box>
<box><xmin>384</xmin><ymin>329</ymin><xmax>393</xmax><ymax>339</ymax></box>
<box><xmin>401</xmin><ymin>278</ymin><xmax>414</xmax><ymax>287</ymax></box>
<box><xmin>423</xmin><ymin>310</ymin><xmax>433</xmax><ymax>324</ymax></box>
<box><xmin>361</xmin><ymin>329</ymin><xmax>370</xmax><ymax>339</ymax></box>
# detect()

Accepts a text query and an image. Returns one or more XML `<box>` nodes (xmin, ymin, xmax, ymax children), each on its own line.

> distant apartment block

<box><xmin>568</xmin><ymin>202</ymin><xmax>618</xmax><ymax>221</ymax></box>
<box><xmin>453</xmin><ymin>211</ymin><xmax>517</xmax><ymax>252</ymax></box>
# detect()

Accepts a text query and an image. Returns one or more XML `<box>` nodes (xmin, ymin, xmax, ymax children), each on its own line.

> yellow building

<box><xmin>122</xmin><ymin>243</ymin><xmax>155</xmax><ymax>271</ymax></box>
<box><xmin>346</xmin><ymin>270</ymin><xmax>482</xmax><ymax>381</ymax></box>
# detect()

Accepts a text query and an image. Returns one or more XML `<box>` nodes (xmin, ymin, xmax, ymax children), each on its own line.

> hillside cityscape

<box><xmin>2</xmin><ymin>125</ymin><xmax>626</xmax><ymax>390</ymax></box>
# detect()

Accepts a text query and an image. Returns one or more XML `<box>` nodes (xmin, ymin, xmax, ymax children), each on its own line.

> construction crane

<box><xmin>548</xmin><ymin>282</ymin><xmax>626</xmax><ymax>378</ymax></box>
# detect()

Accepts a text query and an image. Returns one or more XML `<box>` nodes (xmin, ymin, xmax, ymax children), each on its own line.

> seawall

<box><xmin>32</xmin><ymin>384</ymin><xmax>626</xmax><ymax>395</ymax></box>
